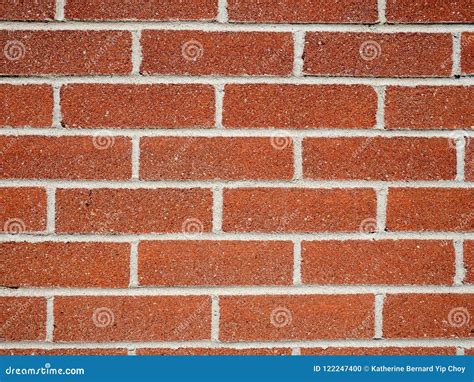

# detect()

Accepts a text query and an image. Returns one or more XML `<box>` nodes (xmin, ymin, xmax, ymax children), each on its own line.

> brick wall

<box><xmin>0</xmin><ymin>0</ymin><xmax>472</xmax><ymax>356</ymax></box>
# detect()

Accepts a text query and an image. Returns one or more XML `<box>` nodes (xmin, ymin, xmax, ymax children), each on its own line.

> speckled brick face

<box><xmin>0</xmin><ymin>0</ymin><xmax>472</xmax><ymax>356</ymax></box>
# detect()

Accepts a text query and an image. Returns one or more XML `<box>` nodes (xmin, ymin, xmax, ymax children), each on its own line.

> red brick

<box><xmin>0</xmin><ymin>136</ymin><xmax>132</xmax><ymax>180</ymax></box>
<box><xmin>304</xmin><ymin>33</ymin><xmax>451</xmax><ymax>77</ymax></box>
<box><xmin>220</xmin><ymin>295</ymin><xmax>374</xmax><ymax>341</ymax></box>
<box><xmin>0</xmin><ymin>187</ymin><xmax>46</xmax><ymax>233</ymax></box>
<box><xmin>0</xmin><ymin>0</ymin><xmax>55</xmax><ymax>20</ymax></box>
<box><xmin>466</xmin><ymin>348</ymin><xmax>474</xmax><ymax>355</ymax></box>
<box><xmin>0</xmin><ymin>348</ymin><xmax>127</xmax><ymax>355</ymax></box>
<box><xmin>54</xmin><ymin>296</ymin><xmax>211</xmax><ymax>341</ymax></box>
<box><xmin>385</xmin><ymin>86</ymin><xmax>474</xmax><ymax>129</ymax></box>
<box><xmin>303</xmin><ymin>137</ymin><xmax>455</xmax><ymax>181</ymax></box>
<box><xmin>462</xmin><ymin>33</ymin><xmax>474</xmax><ymax>75</ymax></box>
<box><xmin>384</xmin><ymin>294</ymin><xmax>474</xmax><ymax>338</ymax></box>
<box><xmin>140</xmin><ymin>137</ymin><xmax>293</xmax><ymax>181</ymax></box>
<box><xmin>0</xmin><ymin>242</ymin><xmax>130</xmax><ymax>288</ymax></box>
<box><xmin>0</xmin><ymin>31</ymin><xmax>131</xmax><ymax>75</ymax></box>
<box><xmin>386</xmin><ymin>188</ymin><xmax>474</xmax><ymax>232</ymax></box>
<box><xmin>465</xmin><ymin>241</ymin><xmax>474</xmax><ymax>284</ymax></box>
<box><xmin>138</xmin><ymin>241</ymin><xmax>293</xmax><ymax>286</ymax></box>
<box><xmin>0</xmin><ymin>297</ymin><xmax>46</xmax><ymax>341</ymax></box>
<box><xmin>61</xmin><ymin>84</ymin><xmax>215</xmax><ymax>128</ymax></box>
<box><xmin>0</xmin><ymin>85</ymin><xmax>53</xmax><ymax>127</ymax></box>
<box><xmin>56</xmin><ymin>188</ymin><xmax>213</xmax><ymax>234</ymax></box>
<box><xmin>466</xmin><ymin>139</ymin><xmax>474</xmax><ymax>181</ymax></box>
<box><xmin>223</xmin><ymin>188</ymin><xmax>376</xmax><ymax>232</ymax></box>
<box><xmin>65</xmin><ymin>0</ymin><xmax>217</xmax><ymax>20</ymax></box>
<box><xmin>141</xmin><ymin>31</ymin><xmax>293</xmax><ymax>76</ymax></box>
<box><xmin>137</xmin><ymin>348</ymin><xmax>291</xmax><ymax>355</ymax></box>
<box><xmin>228</xmin><ymin>0</ymin><xmax>377</xmax><ymax>23</ymax></box>
<box><xmin>386</xmin><ymin>0</ymin><xmax>473</xmax><ymax>23</ymax></box>
<box><xmin>223</xmin><ymin>85</ymin><xmax>377</xmax><ymax>129</ymax></box>
<box><xmin>301</xmin><ymin>347</ymin><xmax>456</xmax><ymax>355</ymax></box>
<box><xmin>302</xmin><ymin>240</ymin><xmax>455</xmax><ymax>285</ymax></box>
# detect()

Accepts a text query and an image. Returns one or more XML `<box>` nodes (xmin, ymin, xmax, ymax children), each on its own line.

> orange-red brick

<box><xmin>65</xmin><ymin>0</ymin><xmax>217</xmax><ymax>20</ymax></box>
<box><xmin>136</xmin><ymin>348</ymin><xmax>291</xmax><ymax>355</ymax></box>
<box><xmin>0</xmin><ymin>242</ymin><xmax>130</xmax><ymax>288</ymax></box>
<box><xmin>0</xmin><ymin>0</ymin><xmax>55</xmax><ymax>20</ymax></box>
<box><xmin>227</xmin><ymin>0</ymin><xmax>377</xmax><ymax>23</ymax></box>
<box><xmin>461</xmin><ymin>33</ymin><xmax>474</xmax><ymax>74</ymax></box>
<box><xmin>0</xmin><ymin>31</ymin><xmax>131</xmax><ymax>75</ymax></box>
<box><xmin>0</xmin><ymin>136</ymin><xmax>132</xmax><ymax>180</ymax></box>
<box><xmin>0</xmin><ymin>297</ymin><xmax>46</xmax><ymax>341</ymax></box>
<box><xmin>466</xmin><ymin>140</ymin><xmax>474</xmax><ymax>181</ymax></box>
<box><xmin>220</xmin><ymin>295</ymin><xmax>374</xmax><ymax>340</ymax></box>
<box><xmin>302</xmin><ymin>240</ymin><xmax>455</xmax><ymax>285</ymax></box>
<box><xmin>141</xmin><ymin>31</ymin><xmax>293</xmax><ymax>76</ymax></box>
<box><xmin>303</xmin><ymin>137</ymin><xmax>456</xmax><ymax>180</ymax></box>
<box><xmin>0</xmin><ymin>187</ymin><xmax>46</xmax><ymax>233</ymax></box>
<box><xmin>465</xmin><ymin>241</ymin><xmax>474</xmax><ymax>284</ymax></box>
<box><xmin>61</xmin><ymin>84</ymin><xmax>215</xmax><ymax>128</ymax></box>
<box><xmin>301</xmin><ymin>347</ymin><xmax>456</xmax><ymax>355</ymax></box>
<box><xmin>385</xmin><ymin>86</ymin><xmax>474</xmax><ymax>129</ymax></box>
<box><xmin>138</xmin><ymin>241</ymin><xmax>293</xmax><ymax>286</ymax></box>
<box><xmin>54</xmin><ymin>296</ymin><xmax>211</xmax><ymax>341</ymax></box>
<box><xmin>223</xmin><ymin>85</ymin><xmax>377</xmax><ymax>129</ymax></box>
<box><xmin>386</xmin><ymin>0</ymin><xmax>474</xmax><ymax>23</ymax></box>
<box><xmin>56</xmin><ymin>188</ymin><xmax>213</xmax><ymax>234</ymax></box>
<box><xmin>140</xmin><ymin>137</ymin><xmax>293</xmax><ymax>180</ymax></box>
<box><xmin>386</xmin><ymin>188</ymin><xmax>474</xmax><ymax>232</ymax></box>
<box><xmin>304</xmin><ymin>33</ymin><xmax>452</xmax><ymax>77</ymax></box>
<box><xmin>223</xmin><ymin>188</ymin><xmax>376</xmax><ymax>232</ymax></box>
<box><xmin>0</xmin><ymin>85</ymin><xmax>53</xmax><ymax>127</ymax></box>
<box><xmin>384</xmin><ymin>294</ymin><xmax>474</xmax><ymax>338</ymax></box>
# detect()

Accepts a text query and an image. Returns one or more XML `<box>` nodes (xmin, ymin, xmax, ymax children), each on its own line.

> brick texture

<box><xmin>223</xmin><ymin>85</ymin><xmax>377</xmax><ymax>129</ymax></box>
<box><xmin>302</xmin><ymin>240</ymin><xmax>455</xmax><ymax>285</ymax></box>
<box><xmin>137</xmin><ymin>348</ymin><xmax>291</xmax><ymax>355</ymax></box>
<box><xmin>301</xmin><ymin>347</ymin><xmax>456</xmax><ymax>355</ymax></box>
<box><xmin>303</xmin><ymin>137</ymin><xmax>456</xmax><ymax>180</ymax></box>
<box><xmin>0</xmin><ymin>297</ymin><xmax>46</xmax><ymax>341</ymax></box>
<box><xmin>220</xmin><ymin>295</ymin><xmax>374</xmax><ymax>340</ymax></box>
<box><xmin>384</xmin><ymin>294</ymin><xmax>474</xmax><ymax>338</ymax></box>
<box><xmin>0</xmin><ymin>0</ymin><xmax>55</xmax><ymax>20</ymax></box>
<box><xmin>223</xmin><ymin>188</ymin><xmax>376</xmax><ymax>232</ymax></box>
<box><xmin>0</xmin><ymin>136</ymin><xmax>132</xmax><ymax>180</ymax></box>
<box><xmin>0</xmin><ymin>85</ymin><xmax>53</xmax><ymax>127</ymax></box>
<box><xmin>141</xmin><ymin>31</ymin><xmax>293</xmax><ymax>76</ymax></box>
<box><xmin>54</xmin><ymin>296</ymin><xmax>211</xmax><ymax>341</ymax></box>
<box><xmin>386</xmin><ymin>0</ymin><xmax>474</xmax><ymax>23</ymax></box>
<box><xmin>466</xmin><ymin>140</ymin><xmax>474</xmax><ymax>181</ymax></box>
<box><xmin>0</xmin><ymin>242</ymin><xmax>130</xmax><ymax>288</ymax></box>
<box><xmin>56</xmin><ymin>188</ymin><xmax>213</xmax><ymax>234</ymax></box>
<box><xmin>304</xmin><ymin>33</ymin><xmax>452</xmax><ymax>77</ymax></box>
<box><xmin>461</xmin><ymin>33</ymin><xmax>474</xmax><ymax>75</ymax></box>
<box><xmin>465</xmin><ymin>241</ymin><xmax>474</xmax><ymax>284</ymax></box>
<box><xmin>61</xmin><ymin>84</ymin><xmax>215</xmax><ymax>128</ymax></box>
<box><xmin>138</xmin><ymin>241</ymin><xmax>293</xmax><ymax>286</ymax></box>
<box><xmin>0</xmin><ymin>31</ymin><xmax>131</xmax><ymax>75</ymax></box>
<box><xmin>140</xmin><ymin>137</ymin><xmax>293</xmax><ymax>180</ymax></box>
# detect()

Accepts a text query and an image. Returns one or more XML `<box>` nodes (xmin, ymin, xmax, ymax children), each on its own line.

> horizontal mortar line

<box><xmin>0</xmin><ymin>21</ymin><xmax>473</xmax><ymax>32</ymax></box>
<box><xmin>0</xmin><ymin>76</ymin><xmax>473</xmax><ymax>86</ymax></box>
<box><xmin>1</xmin><ymin>128</ymin><xmax>474</xmax><ymax>138</ymax></box>
<box><xmin>1</xmin><ymin>285</ymin><xmax>473</xmax><ymax>297</ymax></box>
<box><xmin>0</xmin><ymin>339</ymin><xmax>472</xmax><ymax>350</ymax></box>
<box><xmin>1</xmin><ymin>232</ymin><xmax>473</xmax><ymax>242</ymax></box>
<box><xmin>0</xmin><ymin>180</ymin><xmax>472</xmax><ymax>189</ymax></box>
